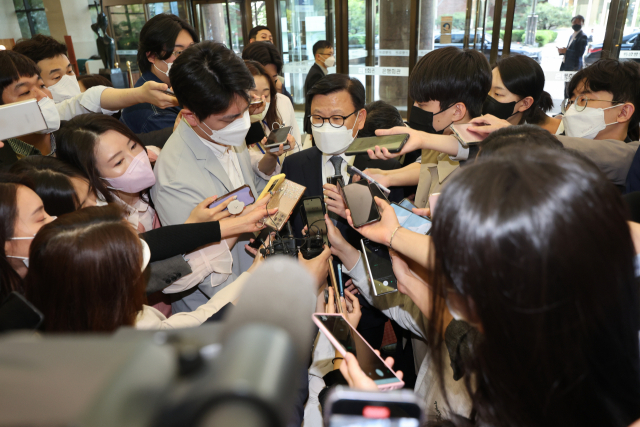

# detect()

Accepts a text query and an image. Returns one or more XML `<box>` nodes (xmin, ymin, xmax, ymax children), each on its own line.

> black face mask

<box><xmin>572</xmin><ymin>24</ymin><xmax>582</xmax><ymax>31</ymax></box>
<box><xmin>482</xmin><ymin>95</ymin><xmax>518</xmax><ymax>120</ymax></box>
<box><xmin>408</xmin><ymin>105</ymin><xmax>451</xmax><ymax>134</ymax></box>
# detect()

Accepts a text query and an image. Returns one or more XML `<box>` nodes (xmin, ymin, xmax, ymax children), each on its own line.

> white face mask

<box><xmin>446</xmin><ymin>298</ymin><xmax>465</xmax><ymax>321</ymax></box>
<box><xmin>140</xmin><ymin>238</ymin><xmax>151</xmax><ymax>272</ymax></box>
<box><xmin>154</xmin><ymin>60</ymin><xmax>172</xmax><ymax>77</ymax></box>
<box><xmin>48</xmin><ymin>74</ymin><xmax>81</xmax><ymax>102</ymax></box>
<box><xmin>562</xmin><ymin>102</ymin><xmax>620</xmax><ymax>139</ymax></box>
<box><xmin>250</xmin><ymin>102</ymin><xmax>270</xmax><ymax>123</ymax></box>
<box><xmin>312</xmin><ymin>112</ymin><xmax>361</xmax><ymax>155</ymax></box>
<box><xmin>199</xmin><ymin>110</ymin><xmax>251</xmax><ymax>147</ymax></box>
<box><xmin>324</xmin><ymin>56</ymin><xmax>336</xmax><ymax>68</ymax></box>
<box><xmin>36</xmin><ymin>97</ymin><xmax>61</xmax><ymax>134</ymax></box>
<box><xmin>7</xmin><ymin>234</ymin><xmax>35</xmax><ymax>268</ymax></box>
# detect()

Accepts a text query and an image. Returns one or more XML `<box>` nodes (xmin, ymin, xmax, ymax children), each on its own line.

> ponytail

<box><xmin>525</xmin><ymin>90</ymin><xmax>554</xmax><ymax>125</ymax></box>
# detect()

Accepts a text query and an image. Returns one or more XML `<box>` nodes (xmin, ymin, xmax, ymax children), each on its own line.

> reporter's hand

<box><xmin>412</xmin><ymin>207</ymin><xmax>430</xmax><ymax>218</ymax></box>
<box><xmin>342</xmin><ymin>288</ymin><xmax>362</xmax><ymax>327</ymax></box>
<box><xmin>297</xmin><ymin>245</ymin><xmax>332</xmax><ymax>290</ymax></box>
<box><xmin>467</xmin><ymin>114</ymin><xmax>511</xmax><ymax>135</ymax></box>
<box><xmin>368</xmin><ymin>126</ymin><xmax>425</xmax><ymax>160</ymax></box>
<box><xmin>265</xmin><ymin>133</ymin><xmax>296</xmax><ymax>158</ymax></box>
<box><xmin>247</xmin><ymin>245</ymin><xmax>266</xmax><ymax>272</ymax></box>
<box><xmin>185</xmin><ymin>196</ymin><xmax>233</xmax><ymax>224</ymax></box>
<box><xmin>325</xmin><ymin>213</ymin><xmax>357</xmax><ymax>260</ymax></box>
<box><xmin>323</xmin><ymin>183</ymin><xmax>347</xmax><ymax>219</ymax></box>
<box><xmin>346</xmin><ymin>197</ymin><xmax>400</xmax><ymax>246</ymax></box>
<box><xmin>358</xmin><ymin>168</ymin><xmax>390</xmax><ymax>188</ymax></box>
<box><xmin>344</xmin><ymin>278</ymin><xmax>359</xmax><ymax>295</ymax></box>
<box><xmin>339</xmin><ymin>352</ymin><xmax>402</xmax><ymax>391</ymax></box>
<box><xmin>139</xmin><ymin>81</ymin><xmax>180</xmax><ymax>108</ymax></box>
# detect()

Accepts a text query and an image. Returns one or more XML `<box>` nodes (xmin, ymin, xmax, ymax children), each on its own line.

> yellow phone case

<box><xmin>258</xmin><ymin>173</ymin><xmax>286</xmax><ymax>200</ymax></box>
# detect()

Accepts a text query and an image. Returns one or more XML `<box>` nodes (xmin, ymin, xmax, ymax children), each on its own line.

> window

<box><xmin>13</xmin><ymin>0</ymin><xmax>50</xmax><ymax>39</ymax></box>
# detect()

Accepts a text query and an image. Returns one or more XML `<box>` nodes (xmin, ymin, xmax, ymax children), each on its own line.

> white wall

<box><xmin>0</xmin><ymin>1</ymin><xmax>23</xmax><ymax>42</ymax></box>
<box><xmin>44</xmin><ymin>0</ymin><xmax>99</xmax><ymax>60</ymax></box>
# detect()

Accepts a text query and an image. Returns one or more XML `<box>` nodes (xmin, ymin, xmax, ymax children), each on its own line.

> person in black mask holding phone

<box><xmin>360</xmin><ymin>47</ymin><xmax>491</xmax><ymax>210</ymax></box>
<box><xmin>482</xmin><ymin>55</ymin><xmax>559</xmax><ymax>134</ymax></box>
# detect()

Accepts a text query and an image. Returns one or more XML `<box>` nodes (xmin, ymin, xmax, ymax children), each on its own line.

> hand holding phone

<box><xmin>338</xmin><ymin>181</ymin><xmax>380</xmax><ymax>228</ymax></box>
<box><xmin>345</xmin><ymin>134</ymin><xmax>409</xmax><ymax>156</ymax></box>
<box><xmin>264</xmin><ymin>126</ymin><xmax>292</xmax><ymax>152</ymax></box>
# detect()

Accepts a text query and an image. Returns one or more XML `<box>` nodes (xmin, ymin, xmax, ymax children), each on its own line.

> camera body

<box><xmin>259</xmin><ymin>222</ymin><xmax>325</xmax><ymax>260</ymax></box>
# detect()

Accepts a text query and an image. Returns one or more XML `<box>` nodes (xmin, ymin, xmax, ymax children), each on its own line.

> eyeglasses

<box><xmin>308</xmin><ymin>110</ymin><xmax>357</xmax><ymax>128</ymax></box>
<box><xmin>561</xmin><ymin>94</ymin><xmax>623</xmax><ymax>114</ymax></box>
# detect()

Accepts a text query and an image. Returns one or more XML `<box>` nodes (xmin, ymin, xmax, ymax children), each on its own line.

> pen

<box><xmin>337</xmin><ymin>263</ymin><xmax>344</xmax><ymax>298</ymax></box>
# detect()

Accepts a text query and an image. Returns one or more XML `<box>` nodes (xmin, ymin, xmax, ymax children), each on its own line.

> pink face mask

<box><xmin>103</xmin><ymin>151</ymin><xmax>156</xmax><ymax>193</ymax></box>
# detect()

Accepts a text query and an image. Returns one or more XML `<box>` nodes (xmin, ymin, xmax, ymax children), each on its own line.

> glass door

<box><xmin>146</xmin><ymin>1</ymin><xmax>189</xmax><ymax>18</ymax></box>
<box><xmin>193</xmin><ymin>1</ymin><xmax>246</xmax><ymax>54</ymax></box>
<box><xmin>251</xmin><ymin>0</ymin><xmax>267</xmax><ymax>26</ymax></box>
<box><xmin>279</xmin><ymin>0</ymin><xmax>336</xmax><ymax>110</ymax></box>
<box><xmin>108</xmin><ymin>4</ymin><xmax>146</xmax><ymax>72</ymax></box>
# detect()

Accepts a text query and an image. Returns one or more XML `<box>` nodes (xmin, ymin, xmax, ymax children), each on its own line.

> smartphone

<box><xmin>450</xmin><ymin>123</ymin><xmax>486</xmax><ymax>148</ymax></box>
<box><xmin>258</xmin><ymin>173</ymin><xmax>286</xmax><ymax>200</ymax></box>
<box><xmin>345</xmin><ymin>134</ymin><xmax>409</xmax><ymax>156</ymax></box>
<box><xmin>347</xmin><ymin>165</ymin><xmax>390</xmax><ymax>195</ymax></box>
<box><xmin>264</xmin><ymin>126</ymin><xmax>292</xmax><ymax>152</ymax></box>
<box><xmin>368</xmin><ymin>181</ymin><xmax>390</xmax><ymax>205</ymax></box>
<box><xmin>326</xmin><ymin>175</ymin><xmax>345</xmax><ymax>187</ymax></box>
<box><xmin>361</xmin><ymin>239</ymin><xmax>397</xmax><ymax>296</ymax></box>
<box><xmin>399</xmin><ymin>198</ymin><xmax>416</xmax><ymax>211</ymax></box>
<box><xmin>0</xmin><ymin>292</ymin><xmax>44</xmax><ymax>332</ymax></box>
<box><xmin>313</xmin><ymin>313</ymin><xmax>404</xmax><ymax>390</ymax></box>
<box><xmin>324</xmin><ymin>387</ymin><xmax>424</xmax><ymax>427</ymax></box>
<box><xmin>209</xmin><ymin>185</ymin><xmax>255</xmax><ymax>209</ymax></box>
<box><xmin>0</xmin><ymin>99</ymin><xmax>47</xmax><ymax>141</ymax></box>
<box><xmin>338</xmin><ymin>180</ymin><xmax>380</xmax><ymax>228</ymax></box>
<box><xmin>302</xmin><ymin>196</ymin><xmax>328</xmax><ymax>245</ymax></box>
<box><xmin>391</xmin><ymin>203</ymin><xmax>432</xmax><ymax>235</ymax></box>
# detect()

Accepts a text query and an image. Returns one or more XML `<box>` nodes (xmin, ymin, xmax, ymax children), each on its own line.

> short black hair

<box><xmin>313</xmin><ymin>40</ymin><xmax>333</xmax><ymax>57</ymax></box>
<box><xmin>359</xmin><ymin>101</ymin><xmax>404</xmax><ymax>138</ymax></box>
<box><xmin>409</xmin><ymin>46</ymin><xmax>491</xmax><ymax>118</ymax></box>
<box><xmin>572</xmin><ymin>15</ymin><xmax>585</xmax><ymax>23</ymax></box>
<box><xmin>170</xmin><ymin>41</ymin><xmax>254</xmax><ymax>121</ymax></box>
<box><xmin>241</xmin><ymin>41</ymin><xmax>283</xmax><ymax>74</ymax></box>
<box><xmin>0</xmin><ymin>50</ymin><xmax>40</xmax><ymax>105</ymax></box>
<box><xmin>13</xmin><ymin>35</ymin><xmax>68</xmax><ymax>64</ymax></box>
<box><xmin>248</xmin><ymin>26</ymin><xmax>271</xmax><ymax>41</ymax></box>
<box><xmin>478</xmin><ymin>124</ymin><xmax>563</xmax><ymax>157</ymax></box>
<box><xmin>137</xmin><ymin>13</ymin><xmax>198</xmax><ymax>74</ymax></box>
<box><xmin>304</xmin><ymin>74</ymin><xmax>365</xmax><ymax>134</ymax></box>
<box><xmin>568</xmin><ymin>58</ymin><xmax>640</xmax><ymax>140</ymax></box>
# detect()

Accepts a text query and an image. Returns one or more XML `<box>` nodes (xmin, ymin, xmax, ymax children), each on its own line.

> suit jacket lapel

<box><xmin>179</xmin><ymin>120</ymin><xmax>233</xmax><ymax>192</ymax></box>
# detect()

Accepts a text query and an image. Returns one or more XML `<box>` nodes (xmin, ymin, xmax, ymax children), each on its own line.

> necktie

<box><xmin>329</xmin><ymin>155</ymin><xmax>343</xmax><ymax>177</ymax></box>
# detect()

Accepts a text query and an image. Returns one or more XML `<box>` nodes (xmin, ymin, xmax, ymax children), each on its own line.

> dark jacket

<box><xmin>560</xmin><ymin>30</ymin><xmax>588</xmax><ymax>71</ymax></box>
<box><xmin>120</xmin><ymin>71</ymin><xmax>181</xmax><ymax>133</ymax></box>
<box><xmin>304</xmin><ymin>63</ymin><xmax>326</xmax><ymax>97</ymax></box>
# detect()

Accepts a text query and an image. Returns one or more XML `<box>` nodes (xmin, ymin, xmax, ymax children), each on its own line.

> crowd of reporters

<box><xmin>1</xmin><ymin>11</ymin><xmax>639</xmax><ymax>427</ymax></box>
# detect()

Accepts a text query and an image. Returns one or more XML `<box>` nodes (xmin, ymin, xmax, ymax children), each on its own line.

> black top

<box><xmin>140</xmin><ymin>221</ymin><xmax>221</xmax><ymax>262</ymax></box>
<box><xmin>304</xmin><ymin>63</ymin><xmax>326</xmax><ymax>97</ymax></box>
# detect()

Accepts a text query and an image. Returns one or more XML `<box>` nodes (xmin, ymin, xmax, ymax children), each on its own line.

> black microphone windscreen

<box><xmin>221</xmin><ymin>257</ymin><xmax>316</xmax><ymax>363</ymax></box>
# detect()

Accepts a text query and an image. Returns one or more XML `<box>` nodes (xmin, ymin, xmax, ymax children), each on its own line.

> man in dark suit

<box><xmin>305</xmin><ymin>41</ymin><xmax>334</xmax><ymax>98</ymax></box>
<box><xmin>559</xmin><ymin>15</ymin><xmax>588</xmax><ymax>71</ymax></box>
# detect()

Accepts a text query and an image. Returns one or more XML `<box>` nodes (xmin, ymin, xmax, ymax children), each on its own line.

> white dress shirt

<box><xmin>55</xmin><ymin>85</ymin><xmax>118</xmax><ymax>120</ymax></box>
<box><xmin>197</xmin><ymin>134</ymin><xmax>245</xmax><ymax>190</ymax></box>
<box><xmin>321</xmin><ymin>151</ymin><xmax>355</xmax><ymax>186</ymax></box>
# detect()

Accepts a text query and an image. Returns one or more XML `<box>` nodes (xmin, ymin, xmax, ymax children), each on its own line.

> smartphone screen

<box><xmin>314</xmin><ymin>314</ymin><xmax>399</xmax><ymax>385</ymax></box>
<box><xmin>265</xmin><ymin>126</ymin><xmax>292</xmax><ymax>146</ymax></box>
<box><xmin>399</xmin><ymin>198</ymin><xmax>416</xmax><ymax>211</ymax></box>
<box><xmin>368</xmin><ymin>182</ymin><xmax>390</xmax><ymax>204</ymax></box>
<box><xmin>342</xmin><ymin>183</ymin><xmax>380</xmax><ymax>227</ymax></box>
<box><xmin>391</xmin><ymin>204</ymin><xmax>432</xmax><ymax>235</ymax></box>
<box><xmin>302</xmin><ymin>197</ymin><xmax>328</xmax><ymax>244</ymax></box>
<box><xmin>361</xmin><ymin>239</ymin><xmax>397</xmax><ymax>296</ymax></box>
<box><xmin>209</xmin><ymin>185</ymin><xmax>255</xmax><ymax>209</ymax></box>
<box><xmin>346</xmin><ymin>134</ymin><xmax>409</xmax><ymax>155</ymax></box>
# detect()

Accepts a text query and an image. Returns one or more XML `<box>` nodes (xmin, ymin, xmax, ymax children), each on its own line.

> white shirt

<box><xmin>321</xmin><ymin>151</ymin><xmax>356</xmax><ymax>186</ymax></box>
<box><xmin>198</xmin><ymin>134</ymin><xmax>245</xmax><ymax>190</ymax></box>
<box><xmin>55</xmin><ymin>85</ymin><xmax>118</xmax><ymax>120</ymax></box>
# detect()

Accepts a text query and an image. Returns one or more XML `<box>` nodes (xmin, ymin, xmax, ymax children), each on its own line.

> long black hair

<box><xmin>427</xmin><ymin>147</ymin><xmax>640</xmax><ymax>427</ymax></box>
<box><xmin>10</xmin><ymin>156</ymin><xmax>90</xmax><ymax>216</ymax></box>
<box><xmin>244</xmin><ymin>60</ymin><xmax>281</xmax><ymax>130</ymax></box>
<box><xmin>55</xmin><ymin>113</ymin><xmax>151</xmax><ymax>206</ymax></box>
<box><xmin>494</xmin><ymin>55</ymin><xmax>553</xmax><ymax>125</ymax></box>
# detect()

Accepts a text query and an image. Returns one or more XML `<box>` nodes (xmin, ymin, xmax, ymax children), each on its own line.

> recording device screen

<box><xmin>339</xmin><ymin>181</ymin><xmax>380</xmax><ymax>227</ymax></box>
<box><xmin>345</xmin><ymin>134</ymin><xmax>409</xmax><ymax>156</ymax></box>
<box><xmin>391</xmin><ymin>204</ymin><xmax>432</xmax><ymax>235</ymax></box>
<box><xmin>361</xmin><ymin>239</ymin><xmax>397</xmax><ymax>296</ymax></box>
<box><xmin>314</xmin><ymin>314</ymin><xmax>399</xmax><ymax>385</ymax></box>
<box><xmin>328</xmin><ymin>415</ymin><xmax>420</xmax><ymax>427</ymax></box>
<box><xmin>302</xmin><ymin>197</ymin><xmax>328</xmax><ymax>244</ymax></box>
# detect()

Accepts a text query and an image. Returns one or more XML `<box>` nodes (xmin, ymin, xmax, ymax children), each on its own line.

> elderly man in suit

<box><xmin>151</xmin><ymin>41</ymin><xmax>276</xmax><ymax>314</ymax></box>
<box><xmin>558</xmin><ymin>15</ymin><xmax>588</xmax><ymax>71</ymax></box>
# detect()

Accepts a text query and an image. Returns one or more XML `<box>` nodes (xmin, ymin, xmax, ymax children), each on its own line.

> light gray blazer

<box><xmin>150</xmin><ymin>120</ymin><xmax>268</xmax><ymax>313</ymax></box>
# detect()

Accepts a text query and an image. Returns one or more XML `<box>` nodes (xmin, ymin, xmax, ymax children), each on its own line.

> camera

<box><xmin>260</xmin><ymin>222</ymin><xmax>326</xmax><ymax>259</ymax></box>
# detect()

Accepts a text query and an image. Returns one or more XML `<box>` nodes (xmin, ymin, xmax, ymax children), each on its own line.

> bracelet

<box><xmin>332</xmin><ymin>357</ymin><xmax>344</xmax><ymax>364</ymax></box>
<box><xmin>389</xmin><ymin>225</ymin><xmax>402</xmax><ymax>250</ymax></box>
